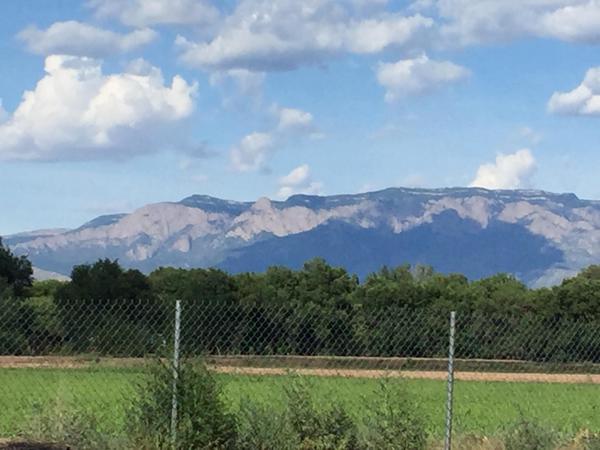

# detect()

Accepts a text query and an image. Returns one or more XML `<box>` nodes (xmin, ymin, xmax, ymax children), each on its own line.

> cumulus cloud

<box><xmin>376</xmin><ymin>54</ymin><xmax>469</xmax><ymax>101</ymax></box>
<box><xmin>230</xmin><ymin>132</ymin><xmax>275</xmax><ymax>172</ymax></box>
<box><xmin>17</xmin><ymin>21</ymin><xmax>156</xmax><ymax>57</ymax></box>
<box><xmin>276</xmin><ymin>164</ymin><xmax>323</xmax><ymax>199</ymax></box>
<box><xmin>176</xmin><ymin>0</ymin><xmax>433</xmax><ymax>72</ymax></box>
<box><xmin>88</xmin><ymin>0</ymin><xmax>219</xmax><ymax>27</ymax></box>
<box><xmin>432</xmin><ymin>0</ymin><xmax>600</xmax><ymax>47</ymax></box>
<box><xmin>539</xmin><ymin>1</ymin><xmax>600</xmax><ymax>43</ymax></box>
<box><xmin>548</xmin><ymin>67</ymin><xmax>600</xmax><ymax>115</ymax></box>
<box><xmin>470</xmin><ymin>149</ymin><xmax>536</xmax><ymax>190</ymax></box>
<box><xmin>0</xmin><ymin>55</ymin><xmax>197</xmax><ymax>161</ymax></box>
<box><xmin>230</xmin><ymin>106</ymin><xmax>317</xmax><ymax>172</ymax></box>
<box><xmin>277</xmin><ymin>107</ymin><xmax>315</xmax><ymax>133</ymax></box>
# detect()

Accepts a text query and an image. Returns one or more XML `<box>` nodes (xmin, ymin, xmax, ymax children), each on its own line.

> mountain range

<box><xmin>6</xmin><ymin>187</ymin><xmax>600</xmax><ymax>286</ymax></box>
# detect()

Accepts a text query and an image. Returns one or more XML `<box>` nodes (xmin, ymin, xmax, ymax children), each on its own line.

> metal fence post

<box><xmin>444</xmin><ymin>311</ymin><xmax>456</xmax><ymax>450</ymax></box>
<box><xmin>171</xmin><ymin>300</ymin><xmax>182</xmax><ymax>449</ymax></box>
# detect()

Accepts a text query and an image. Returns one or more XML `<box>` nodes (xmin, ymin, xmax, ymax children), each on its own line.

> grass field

<box><xmin>0</xmin><ymin>366</ymin><xmax>599</xmax><ymax>441</ymax></box>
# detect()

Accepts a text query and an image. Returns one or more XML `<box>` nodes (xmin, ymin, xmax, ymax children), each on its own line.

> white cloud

<box><xmin>548</xmin><ymin>67</ymin><xmax>600</xmax><ymax>115</ymax></box>
<box><xmin>432</xmin><ymin>0</ymin><xmax>600</xmax><ymax>47</ymax></box>
<box><xmin>539</xmin><ymin>1</ymin><xmax>600</xmax><ymax>43</ymax></box>
<box><xmin>277</xmin><ymin>107</ymin><xmax>315</xmax><ymax>133</ymax></box>
<box><xmin>0</xmin><ymin>55</ymin><xmax>197</xmax><ymax>161</ymax></box>
<box><xmin>230</xmin><ymin>132</ymin><xmax>275</xmax><ymax>172</ymax></box>
<box><xmin>470</xmin><ymin>149</ymin><xmax>536</xmax><ymax>190</ymax></box>
<box><xmin>345</xmin><ymin>14</ymin><xmax>433</xmax><ymax>53</ymax></box>
<box><xmin>89</xmin><ymin>0</ymin><xmax>219</xmax><ymax>27</ymax></box>
<box><xmin>176</xmin><ymin>0</ymin><xmax>433</xmax><ymax>72</ymax></box>
<box><xmin>230</xmin><ymin>106</ymin><xmax>317</xmax><ymax>172</ymax></box>
<box><xmin>276</xmin><ymin>164</ymin><xmax>323</xmax><ymax>198</ymax></box>
<box><xmin>279</xmin><ymin>163</ymin><xmax>311</xmax><ymax>186</ymax></box>
<box><xmin>376</xmin><ymin>54</ymin><xmax>469</xmax><ymax>101</ymax></box>
<box><xmin>17</xmin><ymin>21</ymin><xmax>156</xmax><ymax>57</ymax></box>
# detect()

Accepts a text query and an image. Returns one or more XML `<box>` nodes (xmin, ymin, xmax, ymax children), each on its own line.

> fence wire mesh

<box><xmin>0</xmin><ymin>297</ymin><xmax>599</xmax><ymax>448</ymax></box>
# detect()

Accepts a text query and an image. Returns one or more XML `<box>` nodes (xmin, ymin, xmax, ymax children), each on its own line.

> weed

<box><xmin>285</xmin><ymin>377</ymin><xmax>360</xmax><ymax>450</ymax></box>
<box><xmin>360</xmin><ymin>381</ymin><xmax>427</xmax><ymax>450</ymax></box>
<box><xmin>128</xmin><ymin>358</ymin><xmax>237</xmax><ymax>449</ymax></box>
<box><xmin>504</xmin><ymin>418</ymin><xmax>559</xmax><ymax>450</ymax></box>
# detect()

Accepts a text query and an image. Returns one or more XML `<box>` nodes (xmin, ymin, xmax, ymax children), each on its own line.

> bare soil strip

<box><xmin>211</xmin><ymin>366</ymin><xmax>600</xmax><ymax>384</ymax></box>
<box><xmin>1</xmin><ymin>356</ymin><xmax>599</xmax><ymax>384</ymax></box>
<box><xmin>0</xmin><ymin>356</ymin><xmax>142</xmax><ymax>369</ymax></box>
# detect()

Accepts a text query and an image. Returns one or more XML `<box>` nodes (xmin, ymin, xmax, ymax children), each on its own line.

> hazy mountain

<box><xmin>32</xmin><ymin>267</ymin><xmax>70</xmax><ymax>282</ymax></box>
<box><xmin>6</xmin><ymin>187</ymin><xmax>600</xmax><ymax>286</ymax></box>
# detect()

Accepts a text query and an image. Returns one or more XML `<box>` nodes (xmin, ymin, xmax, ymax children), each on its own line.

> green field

<box><xmin>0</xmin><ymin>367</ymin><xmax>599</xmax><ymax>440</ymax></box>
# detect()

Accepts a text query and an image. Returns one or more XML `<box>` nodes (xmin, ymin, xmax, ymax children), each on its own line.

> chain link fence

<box><xmin>0</xmin><ymin>297</ymin><xmax>599</xmax><ymax>448</ymax></box>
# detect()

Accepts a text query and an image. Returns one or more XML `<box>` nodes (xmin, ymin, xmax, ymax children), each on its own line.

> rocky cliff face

<box><xmin>7</xmin><ymin>188</ymin><xmax>600</xmax><ymax>286</ymax></box>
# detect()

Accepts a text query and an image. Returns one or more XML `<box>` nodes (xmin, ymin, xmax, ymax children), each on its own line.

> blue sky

<box><xmin>2</xmin><ymin>0</ymin><xmax>600</xmax><ymax>235</ymax></box>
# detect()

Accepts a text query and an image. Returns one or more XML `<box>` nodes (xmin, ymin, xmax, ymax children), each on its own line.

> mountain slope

<box><xmin>219</xmin><ymin>212</ymin><xmax>563</xmax><ymax>283</ymax></box>
<box><xmin>6</xmin><ymin>187</ymin><xmax>600</xmax><ymax>286</ymax></box>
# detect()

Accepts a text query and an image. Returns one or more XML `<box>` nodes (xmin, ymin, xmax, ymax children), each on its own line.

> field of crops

<box><xmin>0</xmin><ymin>366</ymin><xmax>599</xmax><ymax>441</ymax></box>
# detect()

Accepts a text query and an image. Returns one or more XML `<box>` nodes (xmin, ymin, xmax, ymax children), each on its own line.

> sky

<box><xmin>2</xmin><ymin>0</ymin><xmax>600</xmax><ymax>235</ymax></box>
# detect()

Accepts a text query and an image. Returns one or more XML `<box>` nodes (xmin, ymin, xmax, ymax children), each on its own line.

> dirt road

<box><xmin>1</xmin><ymin>355</ymin><xmax>599</xmax><ymax>384</ymax></box>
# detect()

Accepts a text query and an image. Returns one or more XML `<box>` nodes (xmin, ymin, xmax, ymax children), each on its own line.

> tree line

<box><xmin>1</xmin><ymin>237</ymin><xmax>599</xmax><ymax>362</ymax></box>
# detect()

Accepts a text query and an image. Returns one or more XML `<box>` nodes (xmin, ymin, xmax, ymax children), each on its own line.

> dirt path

<box><xmin>211</xmin><ymin>366</ymin><xmax>600</xmax><ymax>384</ymax></box>
<box><xmin>0</xmin><ymin>355</ymin><xmax>143</xmax><ymax>369</ymax></box>
<box><xmin>1</xmin><ymin>356</ymin><xmax>599</xmax><ymax>384</ymax></box>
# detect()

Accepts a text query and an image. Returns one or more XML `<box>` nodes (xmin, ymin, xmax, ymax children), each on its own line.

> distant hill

<box><xmin>7</xmin><ymin>187</ymin><xmax>600</xmax><ymax>286</ymax></box>
<box><xmin>32</xmin><ymin>266</ymin><xmax>70</xmax><ymax>282</ymax></box>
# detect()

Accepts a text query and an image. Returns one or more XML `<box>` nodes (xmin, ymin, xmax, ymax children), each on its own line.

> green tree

<box><xmin>552</xmin><ymin>276</ymin><xmax>600</xmax><ymax>320</ymax></box>
<box><xmin>0</xmin><ymin>239</ymin><xmax>35</xmax><ymax>354</ymax></box>
<box><xmin>57</xmin><ymin>259</ymin><xmax>153</xmax><ymax>302</ymax></box>
<box><xmin>149</xmin><ymin>267</ymin><xmax>237</xmax><ymax>305</ymax></box>
<box><xmin>469</xmin><ymin>273</ymin><xmax>531</xmax><ymax>314</ymax></box>
<box><xmin>352</xmin><ymin>265</ymin><xmax>422</xmax><ymax>309</ymax></box>
<box><xmin>149</xmin><ymin>267</ymin><xmax>241</xmax><ymax>354</ymax></box>
<box><xmin>295</xmin><ymin>258</ymin><xmax>358</xmax><ymax>307</ymax></box>
<box><xmin>578</xmin><ymin>265</ymin><xmax>600</xmax><ymax>281</ymax></box>
<box><xmin>0</xmin><ymin>237</ymin><xmax>33</xmax><ymax>298</ymax></box>
<box><xmin>17</xmin><ymin>280</ymin><xmax>67</xmax><ymax>355</ymax></box>
<box><xmin>56</xmin><ymin>259</ymin><xmax>160</xmax><ymax>355</ymax></box>
<box><xmin>420</xmin><ymin>272</ymin><xmax>472</xmax><ymax>313</ymax></box>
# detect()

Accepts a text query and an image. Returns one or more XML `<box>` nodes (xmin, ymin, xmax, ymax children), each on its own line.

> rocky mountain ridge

<box><xmin>7</xmin><ymin>187</ymin><xmax>600</xmax><ymax>286</ymax></box>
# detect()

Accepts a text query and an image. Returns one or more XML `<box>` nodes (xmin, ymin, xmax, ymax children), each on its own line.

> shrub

<box><xmin>360</xmin><ymin>381</ymin><xmax>427</xmax><ymax>450</ymax></box>
<box><xmin>568</xmin><ymin>429</ymin><xmax>600</xmax><ymax>450</ymax></box>
<box><xmin>0</xmin><ymin>297</ymin><xmax>29</xmax><ymax>354</ymax></box>
<box><xmin>236</xmin><ymin>398</ymin><xmax>298</xmax><ymax>450</ymax></box>
<box><xmin>21</xmin><ymin>401</ymin><xmax>122</xmax><ymax>450</ymax></box>
<box><xmin>128</xmin><ymin>358</ymin><xmax>237</xmax><ymax>449</ymax></box>
<box><xmin>284</xmin><ymin>377</ymin><xmax>360</xmax><ymax>450</ymax></box>
<box><xmin>503</xmin><ymin>419</ymin><xmax>558</xmax><ymax>450</ymax></box>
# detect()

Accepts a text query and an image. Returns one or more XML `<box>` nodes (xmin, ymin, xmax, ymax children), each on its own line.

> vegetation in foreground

<box><xmin>1</xmin><ymin>365</ymin><xmax>599</xmax><ymax>448</ymax></box>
